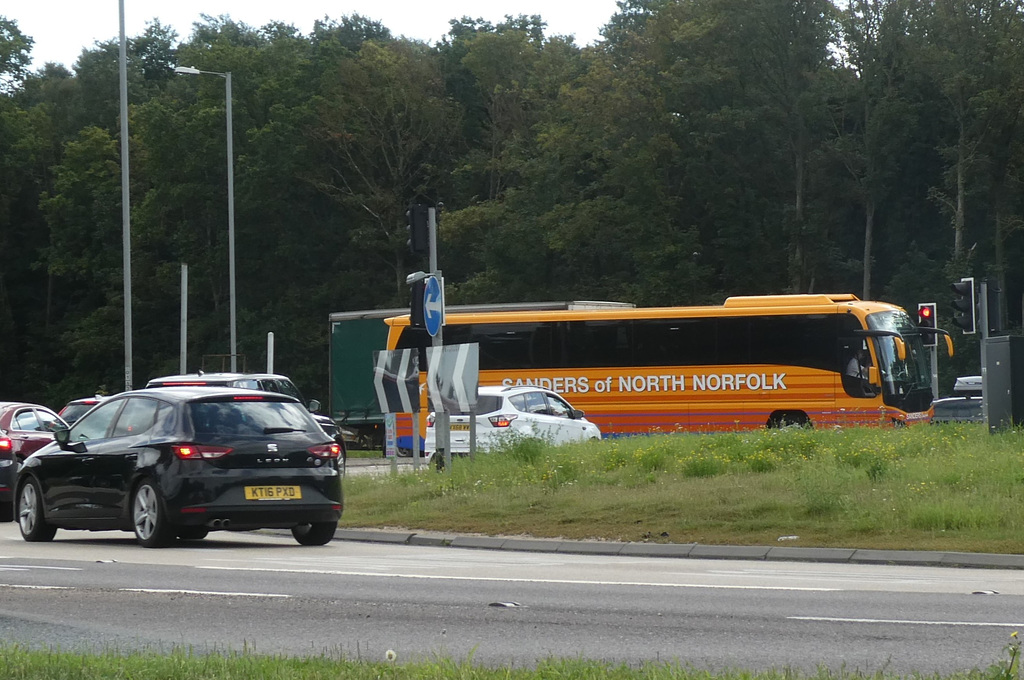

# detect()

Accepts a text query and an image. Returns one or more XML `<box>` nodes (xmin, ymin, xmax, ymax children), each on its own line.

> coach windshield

<box><xmin>866</xmin><ymin>310</ymin><xmax>933</xmax><ymax>413</ymax></box>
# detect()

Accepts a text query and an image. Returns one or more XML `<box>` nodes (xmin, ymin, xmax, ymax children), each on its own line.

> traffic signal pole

<box><xmin>426</xmin><ymin>207</ymin><xmax>452</xmax><ymax>473</ymax></box>
<box><xmin>918</xmin><ymin>303</ymin><xmax>938</xmax><ymax>400</ymax></box>
<box><xmin>979</xmin><ymin>280</ymin><xmax>990</xmax><ymax>427</ymax></box>
<box><xmin>930</xmin><ymin>344</ymin><xmax>938</xmax><ymax>403</ymax></box>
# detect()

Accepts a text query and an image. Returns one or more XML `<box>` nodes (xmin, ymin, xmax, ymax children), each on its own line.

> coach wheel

<box><xmin>766</xmin><ymin>411</ymin><xmax>810</xmax><ymax>429</ymax></box>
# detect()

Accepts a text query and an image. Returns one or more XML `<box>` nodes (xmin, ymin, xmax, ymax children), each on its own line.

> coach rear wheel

<box><xmin>766</xmin><ymin>411</ymin><xmax>810</xmax><ymax>429</ymax></box>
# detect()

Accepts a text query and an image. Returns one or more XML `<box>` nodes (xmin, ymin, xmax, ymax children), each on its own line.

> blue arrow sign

<box><xmin>423</xmin><ymin>275</ymin><xmax>444</xmax><ymax>337</ymax></box>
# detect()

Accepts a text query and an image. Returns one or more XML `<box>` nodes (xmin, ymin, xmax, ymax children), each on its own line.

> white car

<box><xmin>424</xmin><ymin>385</ymin><xmax>601</xmax><ymax>458</ymax></box>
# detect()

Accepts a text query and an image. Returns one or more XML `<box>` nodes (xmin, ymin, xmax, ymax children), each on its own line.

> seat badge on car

<box><xmin>267</xmin><ymin>443</ymin><xmax>278</xmax><ymax>452</ymax></box>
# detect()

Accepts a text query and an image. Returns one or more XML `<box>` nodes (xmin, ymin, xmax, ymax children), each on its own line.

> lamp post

<box><xmin>174</xmin><ymin>65</ymin><xmax>237</xmax><ymax>372</ymax></box>
<box><xmin>118</xmin><ymin>0</ymin><xmax>133</xmax><ymax>390</ymax></box>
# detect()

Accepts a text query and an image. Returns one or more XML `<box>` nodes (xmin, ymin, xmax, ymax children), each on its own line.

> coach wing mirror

<box><xmin>944</xmin><ymin>334</ymin><xmax>954</xmax><ymax>358</ymax></box>
<box><xmin>893</xmin><ymin>337</ymin><xmax>907</xmax><ymax>362</ymax></box>
<box><xmin>868</xmin><ymin>366</ymin><xmax>880</xmax><ymax>387</ymax></box>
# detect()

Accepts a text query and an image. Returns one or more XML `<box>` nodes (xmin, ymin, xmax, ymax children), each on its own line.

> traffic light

<box><xmin>410</xmin><ymin>279</ymin><xmax>426</xmax><ymax>329</ymax></box>
<box><xmin>917</xmin><ymin>302</ymin><xmax>937</xmax><ymax>347</ymax></box>
<box><xmin>406</xmin><ymin>204</ymin><xmax>429</xmax><ymax>254</ymax></box>
<box><xmin>950</xmin><ymin>277</ymin><xmax>976</xmax><ymax>335</ymax></box>
<box><xmin>986</xmin><ymin>278</ymin><xmax>1003</xmax><ymax>335</ymax></box>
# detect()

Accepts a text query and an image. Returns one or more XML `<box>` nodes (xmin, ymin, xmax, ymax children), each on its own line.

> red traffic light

<box><xmin>917</xmin><ymin>302</ymin><xmax>937</xmax><ymax>347</ymax></box>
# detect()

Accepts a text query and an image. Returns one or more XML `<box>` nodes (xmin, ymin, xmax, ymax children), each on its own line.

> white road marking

<box><xmin>120</xmin><ymin>588</ymin><xmax>289</xmax><ymax>598</ymax></box>
<box><xmin>196</xmin><ymin>566</ymin><xmax>838</xmax><ymax>591</ymax></box>
<box><xmin>0</xmin><ymin>563</ymin><xmax>82</xmax><ymax>571</ymax></box>
<box><xmin>0</xmin><ymin>584</ymin><xmax>71</xmax><ymax>590</ymax></box>
<box><xmin>791</xmin><ymin>616</ymin><xmax>1024</xmax><ymax>628</ymax></box>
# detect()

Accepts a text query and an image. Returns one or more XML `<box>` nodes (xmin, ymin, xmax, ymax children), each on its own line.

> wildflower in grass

<box><xmin>988</xmin><ymin>631</ymin><xmax>1021</xmax><ymax>680</ymax></box>
<box><xmin>385</xmin><ymin>649</ymin><xmax>397</xmax><ymax>662</ymax></box>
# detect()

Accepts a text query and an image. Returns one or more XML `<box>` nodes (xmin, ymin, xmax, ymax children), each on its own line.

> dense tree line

<box><xmin>1</xmin><ymin>0</ymin><xmax>1022</xmax><ymax>407</ymax></box>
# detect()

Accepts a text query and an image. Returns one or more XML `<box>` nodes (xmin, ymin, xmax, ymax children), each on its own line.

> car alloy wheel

<box><xmin>18</xmin><ymin>478</ymin><xmax>57</xmax><ymax>542</ymax></box>
<box><xmin>132</xmin><ymin>480</ymin><xmax>173</xmax><ymax>548</ymax></box>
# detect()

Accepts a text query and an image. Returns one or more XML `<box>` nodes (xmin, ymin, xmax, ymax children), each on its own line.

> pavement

<box><xmin>340</xmin><ymin>457</ymin><xmax>1024</xmax><ymax>571</ymax></box>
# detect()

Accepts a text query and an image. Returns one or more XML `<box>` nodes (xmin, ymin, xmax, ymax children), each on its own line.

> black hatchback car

<box><xmin>145</xmin><ymin>372</ymin><xmax>345</xmax><ymax>460</ymax></box>
<box><xmin>14</xmin><ymin>387</ymin><xmax>343</xmax><ymax>548</ymax></box>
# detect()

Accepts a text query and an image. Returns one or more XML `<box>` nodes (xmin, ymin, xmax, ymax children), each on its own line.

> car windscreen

<box><xmin>190</xmin><ymin>399</ymin><xmax>315</xmax><ymax>436</ymax></box>
<box><xmin>60</xmin><ymin>404</ymin><xmax>95</xmax><ymax>422</ymax></box>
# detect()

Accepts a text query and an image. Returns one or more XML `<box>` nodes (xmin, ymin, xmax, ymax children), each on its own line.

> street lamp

<box><xmin>174</xmin><ymin>65</ymin><xmax>237</xmax><ymax>372</ymax></box>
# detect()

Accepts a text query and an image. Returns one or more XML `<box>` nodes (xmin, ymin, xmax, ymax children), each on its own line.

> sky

<box><xmin>12</xmin><ymin>0</ymin><xmax>623</xmax><ymax>70</ymax></box>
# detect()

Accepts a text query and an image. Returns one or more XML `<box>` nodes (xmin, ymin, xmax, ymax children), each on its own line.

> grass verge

<box><xmin>338</xmin><ymin>424</ymin><xmax>1024</xmax><ymax>553</ymax></box>
<box><xmin>0</xmin><ymin>644</ymin><xmax>1018</xmax><ymax>680</ymax></box>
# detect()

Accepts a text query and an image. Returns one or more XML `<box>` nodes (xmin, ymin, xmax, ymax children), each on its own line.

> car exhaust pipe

<box><xmin>207</xmin><ymin>518</ymin><xmax>231</xmax><ymax>529</ymax></box>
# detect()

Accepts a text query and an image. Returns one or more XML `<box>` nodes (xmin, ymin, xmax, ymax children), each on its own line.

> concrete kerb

<box><xmin>334</xmin><ymin>529</ymin><xmax>1024</xmax><ymax>570</ymax></box>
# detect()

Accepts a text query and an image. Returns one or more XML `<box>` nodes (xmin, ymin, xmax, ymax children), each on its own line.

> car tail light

<box><xmin>173</xmin><ymin>444</ymin><xmax>233</xmax><ymax>460</ymax></box>
<box><xmin>488</xmin><ymin>414</ymin><xmax>517</xmax><ymax>428</ymax></box>
<box><xmin>0</xmin><ymin>436</ymin><xmax>11</xmax><ymax>453</ymax></box>
<box><xmin>308</xmin><ymin>442</ymin><xmax>341</xmax><ymax>458</ymax></box>
<box><xmin>231</xmin><ymin>395</ymin><xmax>265</xmax><ymax>401</ymax></box>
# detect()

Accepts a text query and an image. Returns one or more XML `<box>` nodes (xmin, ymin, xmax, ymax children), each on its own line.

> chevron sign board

<box><xmin>372</xmin><ymin>349</ymin><xmax>420</xmax><ymax>413</ymax></box>
<box><xmin>426</xmin><ymin>343</ymin><xmax>480</xmax><ymax>414</ymax></box>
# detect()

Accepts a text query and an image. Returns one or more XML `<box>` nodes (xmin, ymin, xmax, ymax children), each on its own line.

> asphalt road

<box><xmin>3</xmin><ymin>522</ymin><xmax>1024</xmax><ymax>673</ymax></box>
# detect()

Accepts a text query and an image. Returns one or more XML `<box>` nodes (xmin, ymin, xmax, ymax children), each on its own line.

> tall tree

<box><xmin>833</xmin><ymin>0</ymin><xmax>916</xmax><ymax>298</ymax></box>
<box><xmin>310</xmin><ymin>39</ymin><xmax>462</xmax><ymax>299</ymax></box>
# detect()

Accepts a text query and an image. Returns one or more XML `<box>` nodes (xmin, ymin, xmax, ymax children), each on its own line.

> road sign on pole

<box><xmin>426</xmin><ymin>343</ymin><xmax>479</xmax><ymax>415</ymax></box>
<box><xmin>423</xmin><ymin>275</ymin><xmax>444</xmax><ymax>337</ymax></box>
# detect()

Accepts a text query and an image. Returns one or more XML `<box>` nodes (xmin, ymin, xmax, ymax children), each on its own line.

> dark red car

<box><xmin>1</xmin><ymin>402</ymin><xmax>68</xmax><ymax>522</ymax></box>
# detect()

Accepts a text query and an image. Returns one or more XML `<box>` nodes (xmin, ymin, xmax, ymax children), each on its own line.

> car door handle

<box><xmin>81</xmin><ymin>457</ymin><xmax>95</xmax><ymax>463</ymax></box>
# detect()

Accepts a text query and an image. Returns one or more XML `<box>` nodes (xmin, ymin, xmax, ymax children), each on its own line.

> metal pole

<box><xmin>930</xmin><ymin>344</ymin><xmax>938</xmax><ymax>402</ymax></box>
<box><xmin>427</xmin><ymin>207</ymin><xmax>450</xmax><ymax>472</ymax></box>
<box><xmin>180</xmin><ymin>264</ymin><xmax>188</xmax><ymax>373</ymax></box>
<box><xmin>266</xmin><ymin>332</ymin><xmax>274</xmax><ymax>373</ymax></box>
<box><xmin>118</xmin><ymin>0</ymin><xmax>133</xmax><ymax>391</ymax></box>
<box><xmin>226</xmin><ymin>72</ymin><xmax>237</xmax><ymax>373</ymax></box>
<box><xmin>412</xmin><ymin>408</ymin><xmax>420</xmax><ymax>471</ymax></box>
<box><xmin>980</xmin><ymin>280</ymin><xmax>990</xmax><ymax>428</ymax></box>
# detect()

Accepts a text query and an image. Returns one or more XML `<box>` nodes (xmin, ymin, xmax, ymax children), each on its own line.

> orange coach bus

<box><xmin>385</xmin><ymin>294</ymin><xmax>951</xmax><ymax>439</ymax></box>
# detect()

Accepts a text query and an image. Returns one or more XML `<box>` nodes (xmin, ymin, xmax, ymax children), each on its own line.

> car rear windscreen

<box><xmin>190</xmin><ymin>400</ymin><xmax>314</xmax><ymax>436</ymax></box>
<box><xmin>449</xmin><ymin>395</ymin><xmax>502</xmax><ymax>416</ymax></box>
